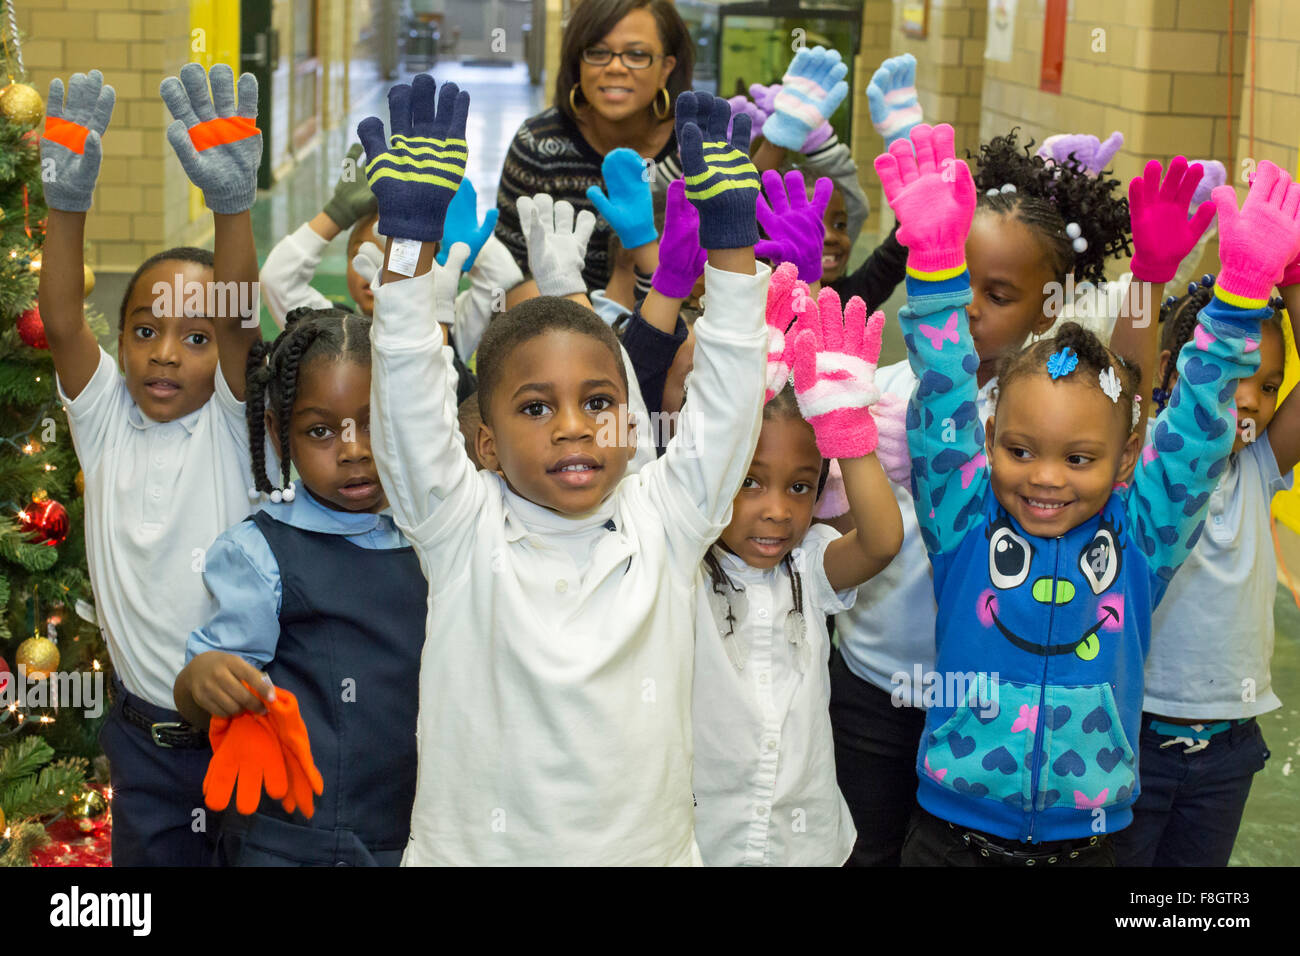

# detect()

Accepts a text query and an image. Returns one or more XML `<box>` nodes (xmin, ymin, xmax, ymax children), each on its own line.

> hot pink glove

<box><xmin>1212</xmin><ymin>161</ymin><xmax>1300</xmax><ymax>306</ymax></box>
<box><xmin>1128</xmin><ymin>156</ymin><xmax>1217</xmax><ymax>283</ymax></box>
<box><xmin>873</xmin><ymin>123</ymin><xmax>976</xmax><ymax>277</ymax></box>
<box><xmin>763</xmin><ymin>262</ymin><xmax>813</xmax><ymax>401</ymax></box>
<box><xmin>755</xmin><ymin>168</ymin><xmax>832</xmax><ymax>283</ymax></box>
<box><xmin>870</xmin><ymin>391</ymin><xmax>911</xmax><ymax>484</ymax></box>
<box><xmin>1281</xmin><ymin>248</ymin><xmax>1300</xmax><ymax>289</ymax></box>
<box><xmin>790</xmin><ymin>287</ymin><xmax>885</xmax><ymax>459</ymax></box>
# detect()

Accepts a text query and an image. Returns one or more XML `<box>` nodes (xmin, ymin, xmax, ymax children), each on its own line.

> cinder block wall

<box><xmin>1228</xmin><ymin>0</ymin><xmax>1300</xmax><ymax>203</ymax></box>
<box><xmin>851</xmin><ymin>0</ymin><xmax>894</xmax><ymax>234</ymax></box>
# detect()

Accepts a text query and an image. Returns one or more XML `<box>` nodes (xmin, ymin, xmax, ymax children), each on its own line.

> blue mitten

<box><xmin>586</xmin><ymin>147</ymin><xmax>657</xmax><ymax>249</ymax></box>
<box><xmin>762</xmin><ymin>46</ymin><xmax>849</xmax><ymax>151</ymax></box>
<box><xmin>866</xmin><ymin>53</ymin><xmax>922</xmax><ymax>149</ymax></box>
<box><xmin>160</xmin><ymin>63</ymin><xmax>261</xmax><ymax>214</ymax></box>
<box><xmin>40</xmin><ymin>70</ymin><xmax>116</xmax><ymax>213</ymax></box>
<box><xmin>436</xmin><ymin>178</ymin><xmax>498</xmax><ymax>269</ymax></box>
<box><xmin>676</xmin><ymin>91</ymin><xmax>761</xmax><ymax>250</ymax></box>
<box><xmin>356</xmin><ymin>73</ymin><xmax>469</xmax><ymax>242</ymax></box>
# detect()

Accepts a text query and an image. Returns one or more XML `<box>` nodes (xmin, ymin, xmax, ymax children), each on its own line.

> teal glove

<box><xmin>586</xmin><ymin>147</ymin><xmax>657</xmax><ymax>249</ymax></box>
<box><xmin>323</xmin><ymin>142</ymin><xmax>378</xmax><ymax>229</ymax></box>
<box><xmin>436</xmin><ymin>178</ymin><xmax>498</xmax><ymax>269</ymax></box>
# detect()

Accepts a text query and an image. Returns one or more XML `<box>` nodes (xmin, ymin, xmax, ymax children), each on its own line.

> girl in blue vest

<box><xmin>173</xmin><ymin>306</ymin><xmax>428</xmax><ymax>866</ymax></box>
<box><xmin>874</xmin><ymin>123</ymin><xmax>1299</xmax><ymax>865</ymax></box>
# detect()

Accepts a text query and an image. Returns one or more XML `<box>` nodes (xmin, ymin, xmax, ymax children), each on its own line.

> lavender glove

<box><xmin>651</xmin><ymin>179</ymin><xmax>707</xmax><ymax>298</ymax></box>
<box><xmin>749</xmin><ymin>81</ymin><xmax>833</xmax><ymax>153</ymax></box>
<box><xmin>727</xmin><ymin>95</ymin><xmax>766</xmax><ymax>142</ymax></box>
<box><xmin>754</xmin><ymin>168</ymin><xmax>832</xmax><ymax>283</ymax></box>
<box><xmin>1188</xmin><ymin>159</ymin><xmax>1227</xmax><ymax>208</ymax></box>
<box><xmin>1036</xmin><ymin>131</ymin><xmax>1124</xmax><ymax>176</ymax></box>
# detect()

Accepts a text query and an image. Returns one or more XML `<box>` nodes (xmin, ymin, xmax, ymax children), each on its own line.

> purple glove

<box><xmin>1037</xmin><ymin>131</ymin><xmax>1124</xmax><ymax>176</ymax></box>
<box><xmin>748</xmin><ymin>82</ymin><xmax>833</xmax><ymax>153</ymax></box>
<box><xmin>1212</xmin><ymin>161</ymin><xmax>1300</xmax><ymax>305</ymax></box>
<box><xmin>1188</xmin><ymin>159</ymin><xmax>1227</xmax><ymax>209</ymax></box>
<box><xmin>651</xmin><ymin>178</ymin><xmax>708</xmax><ymax>299</ymax></box>
<box><xmin>1127</xmin><ymin>157</ymin><xmax>1216</xmax><ymax>283</ymax></box>
<box><xmin>755</xmin><ymin>168</ymin><xmax>832</xmax><ymax>283</ymax></box>
<box><xmin>727</xmin><ymin>95</ymin><xmax>766</xmax><ymax>142</ymax></box>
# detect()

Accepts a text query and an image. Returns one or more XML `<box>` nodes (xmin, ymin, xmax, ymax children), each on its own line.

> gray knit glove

<box><xmin>517</xmin><ymin>194</ymin><xmax>595</xmax><ymax>297</ymax></box>
<box><xmin>40</xmin><ymin>70</ymin><xmax>116</xmax><ymax>213</ymax></box>
<box><xmin>160</xmin><ymin>62</ymin><xmax>262</xmax><ymax>214</ymax></box>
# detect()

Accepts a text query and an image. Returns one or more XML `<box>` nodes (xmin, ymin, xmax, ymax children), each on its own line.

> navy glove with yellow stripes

<box><xmin>676</xmin><ymin>91</ymin><xmax>761</xmax><ymax>250</ymax></box>
<box><xmin>357</xmin><ymin>73</ymin><xmax>469</xmax><ymax>242</ymax></box>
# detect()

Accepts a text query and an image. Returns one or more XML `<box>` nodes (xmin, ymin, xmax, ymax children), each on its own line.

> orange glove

<box><xmin>262</xmin><ymin>689</ymin><xmax>324</xmax><ymax>819</ymax></box>
<box><xmin>204</xmin><ymin>710</ymin><xmax>288</xmax><ymax>815</ymax></box>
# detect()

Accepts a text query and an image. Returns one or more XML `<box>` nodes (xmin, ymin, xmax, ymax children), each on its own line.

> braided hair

<box><xmin>245</xmin><ymin>305</ymin><xmax>369</xmax><ymax>499</ymax></box>
<box><xmin>997</xmin><ymin>321</ymin><xmax>1143</xmax><ymax>434</ymax></box>
<box><xmin>1154</xmin><ymin>274</ymin><xmax>1286</xmax><ymax>412</ymax></box>
<box><xmin>971</xmin><ymin>128</ymin><xmax>1132</xmax><ymax>286</ymax></box>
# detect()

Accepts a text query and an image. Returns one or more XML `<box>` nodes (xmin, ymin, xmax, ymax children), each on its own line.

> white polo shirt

<box><xmin>369</xmin><ymin>261</ymin><xmax>769</xmax><ymax>866</ymax></box>
<box><xmin>57</xmin><ymin>348</ymin><xmax>265</xmax><ymax>709</ymax></box>
<box><xmin>692</xmin><ymin>523</ymin><xmax>858</xmax><ymax>866</ymax></box>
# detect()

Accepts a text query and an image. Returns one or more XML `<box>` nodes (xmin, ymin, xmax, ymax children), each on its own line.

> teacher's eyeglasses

<box><xmin>582</xmin><ymin>47</ymin><xmax>660</xmax><ymax>70</ymax></box>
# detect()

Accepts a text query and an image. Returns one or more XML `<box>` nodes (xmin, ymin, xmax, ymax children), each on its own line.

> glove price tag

<box><xmin>387</xmin><ymin>238</ymin><xmax>423</xmax><ymax>277</ymax></box>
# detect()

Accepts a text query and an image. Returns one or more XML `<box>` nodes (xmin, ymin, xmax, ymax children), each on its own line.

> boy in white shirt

<box><xmin>40</xmin><ymin>64</ymin><xmax>269</xmax><ymax>865</ymax></box>
<box><xmin>359</xmin><ymin>78</ymin><xmax>768</xmax><ymax>864</ymax></box>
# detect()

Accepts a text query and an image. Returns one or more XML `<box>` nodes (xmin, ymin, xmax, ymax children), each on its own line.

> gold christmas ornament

<box><xmin>0</xmin><ymin>804</ymin><xmax>6</xmax><ymax>833</ymax></box>
<box><xmin>0</xmin><ymin>206</ymin><xmax>6</xmax><ymax>223</ymax></box>
<box><xmin>15</xmin><ymin>636</ymin><xmax>59</xmax><ymax>680</ymax></box>
<box><xmin>0</xmin><ymin>82</ymin><xmax>43</xmax><ymax>128</ymax></box>
<box><xmin>67</xmin><ymin>789</ymin><xmax>109</xmax><ymax>833</ymax></box>
<box><xmin>74</xmin><ymin>469</ymin><xmax>84</xmax><ymax>495</ymax></box>
<box><xmin>83</xmin><ymin>264</ymin><xmax>95</xmax><ymax>297</ymax></box>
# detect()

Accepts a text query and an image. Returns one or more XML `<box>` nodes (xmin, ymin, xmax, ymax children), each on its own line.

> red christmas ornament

<box><xmin>17</xmin><ymin>305</ymin><xmax>48</xmax><ymax>349</ymax></box>
<box><xmin>18</xmin><ymin>497</ymin><xmax>69</xmax><ymax>547</ymax></box>
<box><xmin>0</xmin><ymin>654</ymin><xmax>10</xmax><ymax>697</ymax></box>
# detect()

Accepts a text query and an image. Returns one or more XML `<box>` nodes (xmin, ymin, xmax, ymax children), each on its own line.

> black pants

<box><xmin>901</xmin><ymin>806</ymin><xmax>1116</xmax><ymax>867</ymax></box>
<box><xmin>828</xmin><ymin>647</ymin><xmax>927</xmax><ymax>866</ymax></box>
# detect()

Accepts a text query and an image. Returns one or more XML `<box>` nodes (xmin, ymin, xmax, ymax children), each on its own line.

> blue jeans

<box><xmin>1114</xmin><ymin>714</ymin><xmax>1269</xmax><ymax>867</ymax></box>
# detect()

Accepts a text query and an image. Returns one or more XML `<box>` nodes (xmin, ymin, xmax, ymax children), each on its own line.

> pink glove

<box><xmin>1128</xmin><ymin>157</ymin><xmax>1216</xmax><ymax>283</ymax></box>
<box><xmin>873</xmin><ymin>123</ymin><xmax>976</xmax><ymax>277</ymax></box>
<box><xmin>755</xmin><ymin>168</ymin><xmax>832</xmax><ymax>283</ymax></box>
<box><xmin>748</xmin><ymin>82</ymin><xmax>833</xmax><ymax>153</ymax></box>
<box><xmin>1281</xmin><ymin>248</ymin><xmax>1300</xmax><ymax>289</ymax></box>
<box><xmin>763</xmin><ymin>262</ymin><xmax>813</xmax><ymax>402</ymax></box>
<box><xmin>869</xmin><ymin>391</ymin><xmax>911</xmax><ymax>484</ymax></box>
<box><xmin>1212</xmin><ymin>161</ymin><xmax>1300</xmax><ymax>305</ymax></box>
<box><xmin>790</xmin><ymin>287</ymin><xmax>885</xmax><ymax>459</ymax></box>
<box><xmin>813</xmin><ymin>459</ymin><xmax>848</xmax><ymax>519</ymax></box>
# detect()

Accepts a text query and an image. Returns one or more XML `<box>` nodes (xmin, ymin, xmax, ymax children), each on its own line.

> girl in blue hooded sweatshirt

<box><xmin>873</xmin><ymin>123</ymin><xmax>1300</xmax><ymax>866</ymax></box>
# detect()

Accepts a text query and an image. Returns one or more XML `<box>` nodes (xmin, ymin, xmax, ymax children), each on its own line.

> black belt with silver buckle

<box><xmin>951</xmin><ymin>822</ymin><xmax>1105</xmax><ymax>866</ymax></box>
<box><xmin>121</xmin><ymin>699</ymin><xmax>209</xmax><ymax>749</ymax></box>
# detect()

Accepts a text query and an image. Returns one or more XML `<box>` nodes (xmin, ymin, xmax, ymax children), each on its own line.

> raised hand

<box><xmin>747</xmin><ymin>81</ymin><xmax>832</xmax><ymax>153</ymax></box>
<box><xmin>586</xmin><ymin>147</ymin><xmax>657</xmax><ymax>250</ymax></box>
<box><xmin>323</xmin><ymin>142</ymin><xmax>378</xmax><ymax>230</ymax></box>
<box><xmin>651</xmin><ymin>179</ymin><xmax>707</xmax><ymax>299</ymax></box>
<box><xmin>873</xmin><ymin>123</ymin><xmax>976</xmax><ymax>277</ymax></box>
<box><xmin>517</xmin><ymin>193</ymin><xmax>596</xmax><ymax>297</ymax></box>
<box><xmin>40</xmin><ymin>70</ymin><xmax>115</xmax><ymax>213</ymax></box>
<box><xmin>436</xmin><ymin>178</ymin><xmax>498</xmax><ymax>269</ymax></box>
<box><xmin>1188</xmin><ymin>159</ymin><xmax>1227</xmax><ymax>208</ymax></box>
<box><xmin>762</xmin><ymin>46</ymin><xmax>850</xmax><ymax>152</ymax></box>
<box><xmin>726</xmin><ymin>94</ymin><xmax>767</xmax><ymax>143</ymax></box>
<box><xmin>754</xmin><ymin>168</ymin><xmax>833</xmax><ymax>283</ymax></box>
<box><xmin>675</xmin><ymin>91</ymin><xmax>761</xmax><ymax>249</ymax></box>
<box><xmin>868</xmin><ymin>391</ymin><xmax>911</xmax><ymax>484</ymax></box>
<box><xmin>1127</xmin><ymin>157</ymin><xmax>1216</xmax><ymax>283</ymax></box>
<box><xmin>1212</xmin><ymin>161</ymin><xmax>1300</xmax><ymax>306</ymax></box>
<box><xmin>1036</xmin><ymin>130</ymin><xmax>1124</xmax><ymax>176</ymax></box>
<box><xmin>357</xmin><ymin>73</ymin><xmax>469</xmax><ymax>242</ymax></box>
<box><xmin>866</xmin><ymin>53</ymin><xmax>921</xmax><ymax>149</ymax></box>
<box><xmin>763</xmin><ymin>261</ymin><xmax>814</xmax><ymax>402</ymax></box>
<box><xmin>160</xmin><ymin>63</ymin><xmax>261</xmax><ymax>214</ymax></box>
<box><xmin>790</xmin><ymin>287</ymin><xmax>886</xmax><ymax>459</ymax></box>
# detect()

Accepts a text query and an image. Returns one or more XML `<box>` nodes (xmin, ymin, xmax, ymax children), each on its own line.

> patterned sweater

<box><xmin>494</xmin><ymin>106</ymin><xmax>682</xmax><ymax>292</ymax></box>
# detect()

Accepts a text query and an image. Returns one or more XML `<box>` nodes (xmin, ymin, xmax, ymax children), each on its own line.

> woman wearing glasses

<box><xmin>495</xmin><ymin>0</ymin><xmax>693</xmax><ymax>294</ymax></box>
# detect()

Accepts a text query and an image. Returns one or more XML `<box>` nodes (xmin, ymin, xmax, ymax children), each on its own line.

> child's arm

<box><xmin>1109</xmin><ymin>157</ymin><xmax>1215</xmax><ymax>434</ymax></box>
<box><xmin>873</xmin><ymin>124</ymin><xmax>982</xmax><ymax>557</ymax></box>
<box><xmin>826</xmin><ymin>220</ymin><xmax>908</xmax><ymax>312</ymax></box>
<box><xmin>787</xmin><ymin>292</ymin><xmax>904</xmax><ymax>589</ymax></box>
<box><xmin>1131</xmin><ymin>161</ymin><xmax>1300</xmax><ymax>584</ymax></box>
<box><xmin>358</xmin><ymin>75</ymin><xmax>484</xmax><ymax>544</ymax></box>
<box><xmin>38</xmin><ymin>71</ymin><xmax>116</xmax><ymax>400</ymax></box>
<box><xmin>1268</xmin><ymin>276</ymin><xmax>1300</xmax><ymax>473</ymax></box>
<box><xmin>159</xmin><ymin>63</ymin><xmax>263</xmax><ymax>401</ymax></box>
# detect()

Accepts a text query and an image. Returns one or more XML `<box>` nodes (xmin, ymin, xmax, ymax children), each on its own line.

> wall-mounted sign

<box><xmin>901</xmin><ymin>0</ymin><xmax>929</xmax><ymax>39</ymax></box>
<box><xmin>985</xmin><ymin>0</ymin><xmax>1016</xmax><ymax>63</ymax></box>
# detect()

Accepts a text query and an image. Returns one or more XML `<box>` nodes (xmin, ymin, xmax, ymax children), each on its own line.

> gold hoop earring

<box><xmin>653</xmin><ymin>87</ymin><xmax>670</xmax><ymax>120</ymax></box>
<box><xmin>569</xmin><ymin>85</ymin><xmax>582</xmax><ymax>113</ymax></box>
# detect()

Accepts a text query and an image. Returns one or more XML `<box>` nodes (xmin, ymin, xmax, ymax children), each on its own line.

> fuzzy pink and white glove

<box><xmin>869</xmin><ymin>391</ymin><xmax>911</xmax><ymax>484</ymax></box>
<box><xmin>763</xmin><ymin>262</ymin><xmax>814</xmax><ymax>402</ymax></box>
<box><xmin>790</xmin><ymin>287</ymin><xmax>885</xmax><ymax>459</ymax></box>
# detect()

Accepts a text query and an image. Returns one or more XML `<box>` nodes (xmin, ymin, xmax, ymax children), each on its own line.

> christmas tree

<box><xmin>0</xmin><ymin>11</ymin><xmax>107</xmax><ymax>865</ymax></box>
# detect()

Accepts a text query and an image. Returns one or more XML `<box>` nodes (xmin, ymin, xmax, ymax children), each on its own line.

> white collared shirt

<box><xmin>57</xmin><ymin>347</ymin><xmax>268</xmax><ymax>708</ymax></box>
<box><xmin>369</xmin><ymin>261</ymin><xmax>769</xmax><ymax>865</ymax></box>
<box><xmin>692</xmin><ymin>524</ymin><xmax>858</xmax><ymax>866</ymax></box>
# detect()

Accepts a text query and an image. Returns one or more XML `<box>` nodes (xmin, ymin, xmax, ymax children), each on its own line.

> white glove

<box><xmin>517</xmin><ymin>193</ymin><xmax>595</xmax><ymax>297</ymax></box>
